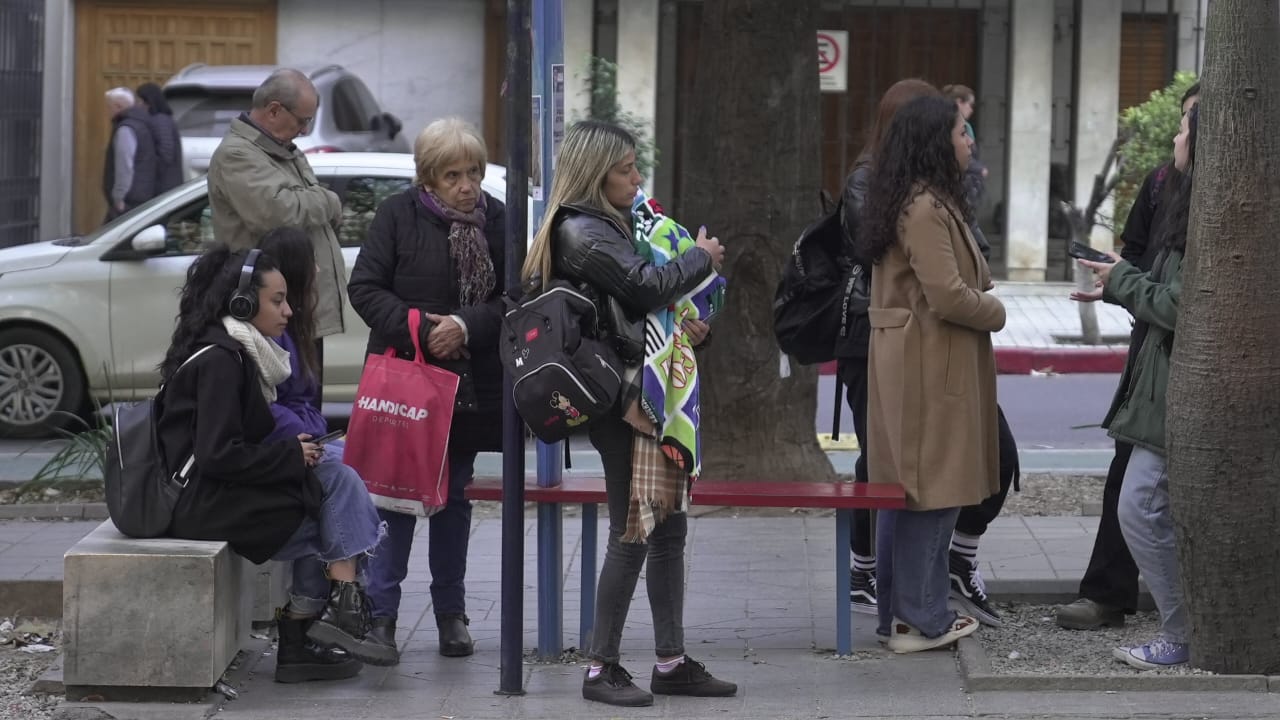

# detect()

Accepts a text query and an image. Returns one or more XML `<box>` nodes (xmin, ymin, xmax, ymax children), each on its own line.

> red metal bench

<box><xmin>466</xmin><ymin>476</ymin><xmax>906</xmax><ymax>656</ymax></box>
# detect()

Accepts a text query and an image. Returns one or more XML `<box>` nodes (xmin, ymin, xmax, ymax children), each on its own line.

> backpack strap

<box><xmin>165</xmin><ymin>344</ymin><xmax>219</xmax><ymax>484</ymax></box>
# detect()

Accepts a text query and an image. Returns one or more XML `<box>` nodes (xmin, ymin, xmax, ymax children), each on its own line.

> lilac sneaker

<box><xmin>1121</xmin><ymin>638</ymin><xmax>1189</xmax><ymax>670</ymax></box>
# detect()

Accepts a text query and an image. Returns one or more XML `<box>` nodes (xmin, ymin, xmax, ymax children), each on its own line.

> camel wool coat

<box><xmin>866</xmin><ymin>188</ymin><xmax>1006</xmax><ymax>511</ymax></box>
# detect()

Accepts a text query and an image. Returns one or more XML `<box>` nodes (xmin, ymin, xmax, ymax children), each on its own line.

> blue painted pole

<box><xmin>498</xmin><ymin>0</ymin><xmax>531</xmax><ymax>697</ymax></box>
<box><xmin>532</xmin><ymin>0</ymin><xmax>566</xmax><ymax>659</ymax></box>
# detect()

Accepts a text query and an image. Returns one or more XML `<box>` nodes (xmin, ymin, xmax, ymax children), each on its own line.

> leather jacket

<box><xmin>551</xmin><ymin>203</ymin><xmax>714</xmax><ymax>366</ymax></box>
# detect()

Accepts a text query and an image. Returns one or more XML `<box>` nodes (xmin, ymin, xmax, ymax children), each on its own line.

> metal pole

<box><xmin>498</xmin><ymin>0</ymin><xmax>531</xmax><ymax>697</ymax></box>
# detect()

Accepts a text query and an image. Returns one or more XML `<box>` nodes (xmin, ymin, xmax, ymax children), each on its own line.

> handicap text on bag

<box><xmin>104</xmin><ymin>345</ymin><xmax>217</xmax><ymax>538</ymax></box>
<box><xmin>500</xmin><ymin>280</ymin><xmax>623</xmax><ymax>443</ymax></box>
<box><xmin>344</xmin><ymin>311</ymin><xmax>458</xmax><ymax>517</ymax></box>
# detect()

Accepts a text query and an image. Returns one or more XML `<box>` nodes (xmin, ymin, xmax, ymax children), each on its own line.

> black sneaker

<box><xmin>850</xmin><ymin>569</ymin><xmax>878</xmax><ymax>615</ymax></box>
<box><xmin>582</xmin><ymin>663</ymin><xmax>653</xmax><ymax>707</ymax></box>
<box><xmin>948</xmin><ymin>551</ymin><xmax>1003</xmax><ymax>628</ymax></box>
<box><xmin>306</xmin><ymin>581</ymin><xmax>400</xmax><ymax>666</ymax></box>
<box><xmin>650</xmin><ymin>656</ymin><xmax>737</xmax><ymax>697</ymax></box>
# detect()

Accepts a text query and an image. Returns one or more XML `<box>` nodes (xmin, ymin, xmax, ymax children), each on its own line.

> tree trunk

<box><xmin>1167</xmin><ymin>0</ymin><xmax>1280</xmax><ymax>674</ymax></box>
<box><xmin>679</xmin><ymin>0</ymin><xmax>832</xmax><ymax>482</ymax></box>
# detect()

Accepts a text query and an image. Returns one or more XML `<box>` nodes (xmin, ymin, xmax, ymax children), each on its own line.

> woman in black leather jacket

<box><xmin>522</xmin><ymin>120</ymin><xmax>732</xmax><ymax>708</ymax></box>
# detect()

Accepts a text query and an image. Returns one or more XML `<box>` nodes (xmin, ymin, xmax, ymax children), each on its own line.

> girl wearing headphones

<box><xmin>156</xmin><ymin>244</ymin><xmax>392</xmax><ymax>674</ymax></box>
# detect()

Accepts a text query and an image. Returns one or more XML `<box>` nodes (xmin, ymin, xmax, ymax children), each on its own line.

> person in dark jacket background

<box><xmin>135</xmin><ymin>82</ymin><xmax>185</xmax><ymax>193</ymax></box>
<box><xmin>1055</xmin><ymin>81</ymin><xmax>1200</xmax><ymax>632</ymax></box>
<box><xmin>838</xmin><ymin>79</ymin><xmax>1018</xmax><ymax>629</ymax></box>
<box><xmin>521</xmin><ymin>120</ymin><xmax>733</xmax><ymax>708</ymax></box>
<box><xmin>103</xmin><ymin>87</ymin><xmax>157</xmax><ymax>221</ymax></box>
<box><xmin>347</xmin><ymin>117</ymin><xmax>505</xmax><ymax>662</ymax></box>
<box><xmin>156</xmin><ymin>244</ymin><xmax>390</xmax><ymax>670</ymax></box>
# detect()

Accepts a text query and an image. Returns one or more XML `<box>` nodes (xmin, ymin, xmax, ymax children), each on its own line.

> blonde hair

<box><xmin>414</xmin><ymin>117</ymin><xmax>488</xmax><ymax>189</ymax></box>
<box><xmin>522</xmin><ymin>121</ymin><xmax>637</xmax><ymax>289</ymax></box>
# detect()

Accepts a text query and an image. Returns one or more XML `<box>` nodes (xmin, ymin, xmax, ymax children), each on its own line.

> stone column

<box><xmin>616</xmin><ymin>0</ymin><xmax>659</xmax><ymax>194</ymax></box>
<box><xmin>1004</xmin><ymin>0</ymin><xmax>1055</xmax><ymax>281</ymax></box>
<box><xmin>562</xmin><ymin>0</ymin><xmax>594</xmax><ymax>127</ymax></box>
<box><xmin>40</xmin><ymin>0</ymin><xmax>74</xmax><ymax>241</ymax></box>
<box><xmin>1074</xmin><ymin>0</ymin><xmax>1121</xmax><ymax>250</ymax></box>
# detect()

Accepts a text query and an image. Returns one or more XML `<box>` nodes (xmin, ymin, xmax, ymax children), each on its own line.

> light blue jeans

<box><xmin>875</xmin><ymin>506</ymin><xmax>962</xmax><ymax>638</ymax></box>
<box><xmin>1118</xmin><ymin>447</ymin><xmax>1188</xmax><ymax>643</ymax></box>
<box><xmin>272</xmin><ymin>444</ymin><xmax>384</xmax><ymax>615</ymax></box>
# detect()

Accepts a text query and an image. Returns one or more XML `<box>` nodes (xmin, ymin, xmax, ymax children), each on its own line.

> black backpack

<box><xmin>773</xmin><ymin>192</ymin><xmax>870</xmax><ymax>365</ymax></box>
<box><xmin>500</xmin><ymin>281</ymin><xmax>623</xmax><ymax>443</ymax></box>
<box><xmin>104</xmin><ymin>345</ymin><xmax>214</xmax><ymax>538</ymax></box>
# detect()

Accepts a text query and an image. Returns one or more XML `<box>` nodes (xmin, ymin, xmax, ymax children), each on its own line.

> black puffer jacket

<box><xmin>347</xmin><ymin>187</ymin><xmax>506</xmax><ymax>453</ymax></box>
<box><xmin>551</xmin><ymin>203</ymin><xmax>713</xmax><ymax>367</ymax></box>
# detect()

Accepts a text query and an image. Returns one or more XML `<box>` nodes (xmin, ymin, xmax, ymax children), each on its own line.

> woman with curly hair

<box><xmin>156</xmin><ymin>245</ymin><xmax>392</xmax><ymax>673</ymax></box>
<box><xmin>857</xmin><ymin>95</ymin><xmax>1006</xmax><ymax>653</ymax></box>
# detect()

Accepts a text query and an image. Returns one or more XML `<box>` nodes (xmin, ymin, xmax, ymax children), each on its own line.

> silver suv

<box><xmin>163</xmin><ymin>64</ymin><xmax>411</xmax><ymax>179</ymax></box>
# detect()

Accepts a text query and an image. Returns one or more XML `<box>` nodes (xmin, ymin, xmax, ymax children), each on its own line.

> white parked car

<box><xmin>0</xmin><ymin>153</ymin><xmax>522</xmax><ymax>438</ymax></box>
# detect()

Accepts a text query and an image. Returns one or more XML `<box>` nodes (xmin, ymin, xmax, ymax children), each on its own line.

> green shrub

<box><xmin>580</xmin><ymin>56</ymin><xmax>658</xmax><ymax>179</ymax></box>
<box><xmin>1113</xmin><ymin>71</ymin><xmax>1198</xmax><ymax>231</ymax></box>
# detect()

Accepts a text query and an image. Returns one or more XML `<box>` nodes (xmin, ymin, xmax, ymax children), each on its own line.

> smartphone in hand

<box><xmin>1068</xmin><ymin>241</ymin><xmax>1116</xmax><ymax>264</ymax></box>
<box><xmin>311</xmin><ymin>429</ymin><xmax>346</xmax><ymax>446</ymax></box>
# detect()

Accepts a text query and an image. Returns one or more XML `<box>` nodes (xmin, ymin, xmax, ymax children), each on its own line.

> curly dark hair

<box><xmin>258</xmin><ymin>227</ymin><xmax>319</xmax><ymax>379</ymax></box>
<box><xmin>160</xmin><ymin>245</ymin><xmax>280</xmax><ymax>383</ymax></box>
<box><xmin>1152</xmin><ymin>102</ymin><xmax>1199</xmax><ymax>254</ymax></box>
<box><xmin>857</xmin><ymin>95</ymin><xmax>972</xmax><ymax>264</ymax></box>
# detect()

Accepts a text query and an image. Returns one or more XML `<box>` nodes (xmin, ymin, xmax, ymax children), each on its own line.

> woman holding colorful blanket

<box><xmin>857</xmin><ymin>95</ymin><xmax>1006</xmax><ymax>653</ymax></box>
<box><xmin>523</xmin><ymin>120</ymin><xmax>733</xmax><ymax>708</ymax></box>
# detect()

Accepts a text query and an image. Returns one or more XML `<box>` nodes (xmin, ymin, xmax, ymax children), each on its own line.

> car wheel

<box><xmin>0</xmin><ymin>328</ymin><xmax>87</xmax><ymax>439</ymax></box>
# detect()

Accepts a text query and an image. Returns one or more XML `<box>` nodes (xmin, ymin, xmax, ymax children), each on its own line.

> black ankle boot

<box><xmin>366</xmin><ymin>617</ymin><xmax>400</xmax><ymax>665</ymax></box>
<box><xmin>436</xmin><ymin>613</ymin><xmax>474</xmax><ymax>657</ymax></box>
<box><xmin>275</xmin><ymin>611</ymin><xmax>363</xmax><ymax>683</ymax></box>
<box><xmin>306</xmin><ymin>581</ymin><xmax>399</xmax><ymax>667</ymax></box>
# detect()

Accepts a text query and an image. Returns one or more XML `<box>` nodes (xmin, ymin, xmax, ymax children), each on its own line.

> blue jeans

<box><xmin>875</xmin><ymin>506</ymin><xmax>962</xmax><ymax>638</ymax></box>
<box><xmin>365</xmin><ymin>451</ymin><xmax>476</xmax><ymax>619</ymax></box>
<box><xmin>1118</xmin><ymin>447</ymin><xmax>1188</xmax><ymax>643</ymax></box>
<box><xmin>272</xmin><ymin>445</ymin><xmax>385</xmax><ymax>616</ymax></box>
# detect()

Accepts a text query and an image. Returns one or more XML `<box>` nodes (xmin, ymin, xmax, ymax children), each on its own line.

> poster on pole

<box><xmin>551</xmin><ymin>63</ymin><xmax>565</xmax><ymax>168</ymax></box>
<box><xmin>817</xmin><ymin>30</ymin><xmax>848</xmax><ymax>93</ymax></box>
<box><xmin>532</xmin><ymin>95</ymin><xmax>543</xmax><ymax>201</ymax></box>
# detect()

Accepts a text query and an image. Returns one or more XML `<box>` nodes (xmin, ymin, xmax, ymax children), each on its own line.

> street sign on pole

<box><xmin>818</xmin><ymin>30</ymin><xmax>848</xmax><ymax>93</ymax></box>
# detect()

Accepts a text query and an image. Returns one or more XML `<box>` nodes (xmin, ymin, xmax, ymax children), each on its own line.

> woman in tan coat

<box><xmin>858</xmin><ymin>95</ymin><xmax>1006</xmax><ymax>653</ymax></box>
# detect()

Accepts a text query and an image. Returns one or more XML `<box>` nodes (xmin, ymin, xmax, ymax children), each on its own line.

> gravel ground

<box><xmin>1000</xmin><ymin>473</ymin><xmax>1104</xmax><ymax>516</ymax></box>
<box><xmin>0</xmin><ymin>620</ymin><xmax>60</xmax><ymax>720</ymax></box>
<box><xmin>978</xmin><ymin>604</ymin><xmax>1211</xmax><ymax>677</ymax></box>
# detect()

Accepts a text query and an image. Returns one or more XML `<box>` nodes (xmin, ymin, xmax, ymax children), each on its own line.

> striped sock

<box><xmin>852</xmin><ymin>553</ymin><xmax>877</xmax><ymax>573</ymax></box>
<box><xmin>951</xmin><ymin>532</ymin><xmax>981</xmax><ymax>566</ymax></box>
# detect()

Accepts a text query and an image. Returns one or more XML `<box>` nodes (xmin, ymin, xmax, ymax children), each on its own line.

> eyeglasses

<box><xmin>278</xmin><ymin>103</ymin><xmax>314</xmax><ymax>133</ymax></box>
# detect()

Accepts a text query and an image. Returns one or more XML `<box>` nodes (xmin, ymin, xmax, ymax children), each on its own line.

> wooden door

<box><xmin>73</xmin><ymin>0</ymin><xmax>277</xmax><ymax>234</ymax></box>
<box><xmin>1119</xmin><ymin>13</ymin><xmax>1174</xmax><ymax>111</ymax></box>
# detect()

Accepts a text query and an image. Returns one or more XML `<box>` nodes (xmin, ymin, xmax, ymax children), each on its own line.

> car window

<box><xmin>153</xmin><ymin>197</ymin><xmax>216</xmax><ymax>256</ymax></box>
<box><xmin>335</xmin><ymin>176</ymin><xmax>412</xmax><ymax>247</ymax></box>
<box><xmin>330</xmin><ymin>77</ymin><xmax>383</xmax><ymax>133</ymax></box>
<box><xmin>166</xmin><ymin>90</ymin><xmax>254</xmax><ymax>137</ymax></box>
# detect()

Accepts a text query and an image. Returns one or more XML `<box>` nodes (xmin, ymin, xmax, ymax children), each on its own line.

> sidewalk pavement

<box><xmin>821</xmin><ymin>282</ymin><xmax>1134</xmax><ymax>375</ymax></box>
<box><xmin>21</xmin><ymin>512</ymin><xmax>1274</xmax><ymax>720</ymax></box>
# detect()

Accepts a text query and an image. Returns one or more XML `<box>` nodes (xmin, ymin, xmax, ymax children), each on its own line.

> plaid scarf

<box><xmin>418</xmin><ymin>189</ymin><xmax>495</xmax><ymax>306</ymax></box>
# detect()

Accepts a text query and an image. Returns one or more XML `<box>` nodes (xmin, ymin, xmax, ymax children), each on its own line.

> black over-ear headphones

<box><xmin>227</xmin><ymin>248</ymin><xmax>262</xmax><ymax>321</ymax></box>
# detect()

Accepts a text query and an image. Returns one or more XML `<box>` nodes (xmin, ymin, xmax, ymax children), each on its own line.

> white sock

<box><xmin>852</xmin><ymin>553</ymin><xmax>877</xmax><ymax>574</ymax></box>
<box><xmin>587</xmin><ymin>663</ymin><xmax>603</xmax><ymax>679</ymax></box>
<box><xmin>951</xmin><ymin>531</ymin><xmax>981</xmax><ymax>566</ymax></box>
<box><xmin>655</xmin><ymin>655</ymin><xmax>684</xmax><ymax>673</ymax></box>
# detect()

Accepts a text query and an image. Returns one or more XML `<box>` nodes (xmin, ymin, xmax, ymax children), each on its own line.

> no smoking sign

<box><xmin>817</xmin><ymin>30</ymin><xmax>848</xmax><ymax>93</ymax></box>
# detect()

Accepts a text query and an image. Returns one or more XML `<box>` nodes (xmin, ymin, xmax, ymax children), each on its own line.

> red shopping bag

<box><xmin>344</xmin><ymin>311</ymin><xmax>459</xmax><ymax>517</ymax></box>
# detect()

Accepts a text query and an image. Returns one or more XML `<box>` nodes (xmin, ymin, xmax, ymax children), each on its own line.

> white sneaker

<box><xmin>887</xmin><ymin>615</ymin><xmax>978</xmax><ymax>654</ymax></box>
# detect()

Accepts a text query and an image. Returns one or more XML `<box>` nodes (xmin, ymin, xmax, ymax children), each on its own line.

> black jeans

<box><xmin>585</xmin><ymin>414</ymin><xmax>686</xmax><ymax>664</ymax></box>
<box><xmin>838</xmin><ymin>359</ymin><xmax>1019</xmax><ymax>555</ymax></box>
<box><xmin>1077</xmin><ymin>440</ymin><xmax>1139</xmax><ymax>612</ymax></box>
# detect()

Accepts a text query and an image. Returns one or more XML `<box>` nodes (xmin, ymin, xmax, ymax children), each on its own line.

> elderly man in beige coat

<box><xmin>208</xmin><ymin>68</ymin><xmax>346</xmax><ymax>383</ymax></box>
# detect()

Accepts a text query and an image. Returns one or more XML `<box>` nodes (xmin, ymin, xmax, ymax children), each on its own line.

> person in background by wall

<box><xmin>943</xmin><ymin>84</ymin><xmax>989</xmax><ymax>241</ymax></box>
<box><xmin>102</xmin><ymin>87</ymin><xmax>157</xmax><ymax>222</ymax></box>
<box><xmin>135</xmin><ymin>82</ymin><xmax>185</xmax><ymax>193</ymax></box>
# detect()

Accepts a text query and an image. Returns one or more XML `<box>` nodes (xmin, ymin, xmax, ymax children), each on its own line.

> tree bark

<box><xmin>679</xmin><ymin>0</ymin><xmax>833</xmax><ymax>482</ymax></box>
<box><xmin>1167</xmin><ymin>0</ymin><xmax>1280</xmax><ymax>674</ymax></box>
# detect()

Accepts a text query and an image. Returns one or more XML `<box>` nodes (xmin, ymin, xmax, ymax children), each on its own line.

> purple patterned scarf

<box><xmin>418</xmin><ymin>189</ymin><xmax>496</xmax><ymax>306</ymax></box>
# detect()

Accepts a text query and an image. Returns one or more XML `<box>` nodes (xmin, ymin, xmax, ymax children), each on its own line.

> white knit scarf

<box><xmin>221</xmin><ymin>317</ymin><xmax>292</xmax><ymax>402</ymax></box>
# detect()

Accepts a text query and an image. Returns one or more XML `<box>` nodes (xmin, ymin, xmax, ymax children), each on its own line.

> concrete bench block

<box><xmin>62</xmin><ymin>521</ymin><xmax>251</xmax><ymax>690</ymax></box>
<box><xmin>251</xmin><ymin>560</ymin><xmax>291</xmax><ymax>624</ymax></box>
